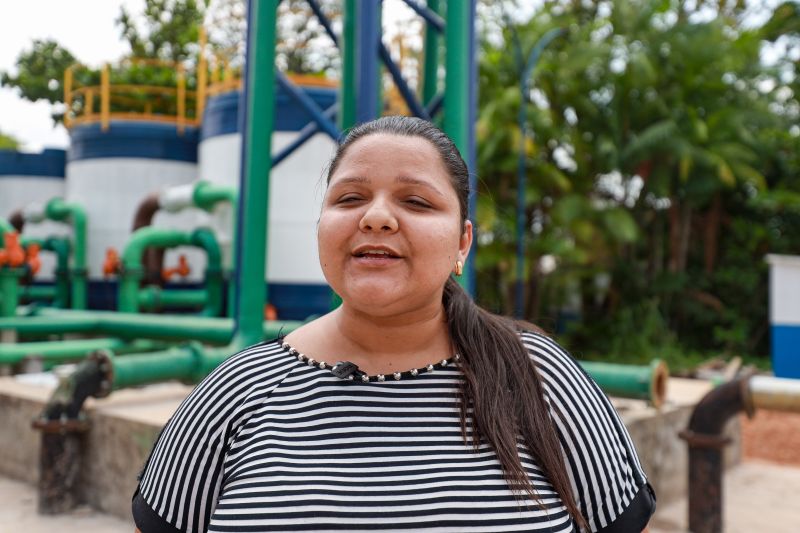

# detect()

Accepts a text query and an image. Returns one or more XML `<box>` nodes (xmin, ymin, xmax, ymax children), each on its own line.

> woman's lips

<box><xmin>352</xmin><ymin>253</ymin><xmax>402</xmax><ymax>266</ymax></box>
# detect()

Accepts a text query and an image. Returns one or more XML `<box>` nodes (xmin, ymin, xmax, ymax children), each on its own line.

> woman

<box><xmin>133</xmin><ymin>116</ymin><xmax>655</xmax><ymax>532</ymax></box>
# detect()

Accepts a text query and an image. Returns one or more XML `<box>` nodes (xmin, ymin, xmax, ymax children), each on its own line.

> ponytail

<box><xmin>443</xmin><ymin>278</ymin><xmax>588</xmax><ymax>530</ymax></box>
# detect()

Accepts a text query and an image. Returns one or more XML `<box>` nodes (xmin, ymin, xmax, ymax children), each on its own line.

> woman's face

<box><xmin>318</xmin><ymin>133</ymin><xmax>472</xmax><ymax>317</ymax></box>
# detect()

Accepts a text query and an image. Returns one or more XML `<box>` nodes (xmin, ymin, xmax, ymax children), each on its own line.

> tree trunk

<box><xmin>678</xmin><ymin>201</ymin><xmax>692</xmax><ymax>273</ymax></box>
<box><xmin>668</xmin><ymin>200</ymin><xmax>681</xmax><ymax>273</ymax></box>
<box><xmin>704</xmin><ymin>192</ymin><xmax>722</xmax><ymax>274</ymax></box>
<box><xmin>525</xmin><ymin>257</ymin><xmax>541</xmax><ymax>321</ymax></box>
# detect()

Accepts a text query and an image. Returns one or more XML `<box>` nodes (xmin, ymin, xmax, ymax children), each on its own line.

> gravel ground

<box><xmin>741</xmin><ymin>410</ymin><xmax>800</xmax><ymax>466</ymax></box>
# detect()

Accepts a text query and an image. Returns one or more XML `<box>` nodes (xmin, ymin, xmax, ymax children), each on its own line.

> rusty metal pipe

<box><xmin>680</xmin><ymin>374</ymin><xmax>800</xmax><ymax>533</ymax></box>
<box><xmin>679</xmin><ymin>377</ymin><xmax>752</xmax><ymax>533</ymax></box>
<box><xmin>8</xmin><ymin>209</ymin><xmax>24</xmax><ymax>233</ymax></box>
<box><xmin>131</xmin><ymin>193</ymin><xmax>165</xmax><ymax>286</ymax></box>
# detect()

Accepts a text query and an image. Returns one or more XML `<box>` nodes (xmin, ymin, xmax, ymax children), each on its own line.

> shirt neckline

<box><xmin>277</xmin><ymin>339</ymin><xmax>460</xmax><ymax>383</ymax></box>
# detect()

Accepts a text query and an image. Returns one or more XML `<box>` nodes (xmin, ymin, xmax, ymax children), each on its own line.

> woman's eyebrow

<box><xmin>396</xmin><ymin>176</ymin><xmax>445</xmax><ymax>197</ymax></box>
<box><xmin>331</xmin><ymin>176</ymin><xmax>370</xmax><ymax>186</ymax></box>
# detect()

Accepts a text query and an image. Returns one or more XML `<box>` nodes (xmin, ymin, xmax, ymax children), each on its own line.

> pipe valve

<box><xmin>0</xmin><ymin>232</ymin><xmax>25</xmax><ymax>268</ymax></box>
<box><xmin>162</xmin><ymin>254</ymin><xmax>191</xmax><ymax>280</ymax></box>
<box><xmin>103</xmin><ymin>247</ymin><xmax>121</xmax><ymax>277</ymax></box>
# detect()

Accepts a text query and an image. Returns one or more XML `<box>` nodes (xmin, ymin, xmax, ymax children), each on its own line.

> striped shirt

<box><xmin>133</xmin><ymin>332</ymin><xmax>655</xmax><ymax>532</ymax></box>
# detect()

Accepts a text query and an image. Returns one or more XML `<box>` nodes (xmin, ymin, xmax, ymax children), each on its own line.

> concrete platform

<box><xmin>651</xmin><ymin>460</ymin><xmax>800</xmax><ymax>532</ymax></box>
<box><xmin>0</xmin><ymin>373</ymin><xmax>739</xmax><ymax>524</ymax></box>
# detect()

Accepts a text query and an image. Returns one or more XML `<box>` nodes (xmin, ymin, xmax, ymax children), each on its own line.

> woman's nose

<box><xmin>359</xmin><ymin>199</ymin><xmax>398</xmax><ymax>233</ymax></box>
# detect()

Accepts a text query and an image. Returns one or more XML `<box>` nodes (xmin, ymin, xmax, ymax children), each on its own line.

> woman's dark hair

<box><xmin>327</xmin><ymin>116</ymin><xmax>587</xmax><ymax>529</ymax></box>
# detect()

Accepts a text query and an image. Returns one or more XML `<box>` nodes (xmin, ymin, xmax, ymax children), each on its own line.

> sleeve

<box><xmin>521</xmin><ymin>332</ymin><xmax>657</xmax><ymax>533</ymax></box>
<box><xmin>131</xmin><ymin>343</ymin><xmax>276</xmax><ymax>533</ymax></box>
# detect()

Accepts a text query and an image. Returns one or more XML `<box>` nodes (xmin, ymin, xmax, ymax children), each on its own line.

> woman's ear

<box><xmin>458</xmin><ymin>220</ymin><xmax>473</xmax><ymax>262</ymax></box>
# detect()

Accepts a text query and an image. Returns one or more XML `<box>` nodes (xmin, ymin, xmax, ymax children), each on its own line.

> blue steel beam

<box><xmin>275</xmin><ymin>71</ymin><xmax>341</xmax><ymax>140</ymax></box>
<box><xmin>401</xmin><ymin>0</ymin><xmax>445</xmax><ymax>32</ymax></box>
<box><xmin>355</xmin><ymin>0</ymin><xmax>381</xmax><ymax>123</ymax></box>
<box><xmin>425</xmin><ymin>91</ymin><xmax>444</xmax><ymax>117</ymax></box>
<box><xmin>272</xmin><ymin>104</ymin><xmax>338</xmax><ymax>166</ymax></box>
<box><xmin>306</xmin><ymin>0</ymin><xmax>339</xmax><ymax>47</ymax></box>
<box><xmin>378</xmin><ymin>43</ymin><xmax>430</xmax><ymax>120</ymax></box>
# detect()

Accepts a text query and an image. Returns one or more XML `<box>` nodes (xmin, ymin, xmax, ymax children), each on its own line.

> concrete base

<box><xmin>0</xmin><ymin>375</ymin><xmax>739</xmax><ymax>521</ymax></box>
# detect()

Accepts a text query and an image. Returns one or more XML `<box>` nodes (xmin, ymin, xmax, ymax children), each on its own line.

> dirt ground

<box><xmin>651</xmin><ymin>409</ymin><xmax>800</xmax><ymax>532</ymax></box>
<box><xmin>741</xmin><ymin>410</ymin><xmax>800</xmax><ymax>466</ymax></box>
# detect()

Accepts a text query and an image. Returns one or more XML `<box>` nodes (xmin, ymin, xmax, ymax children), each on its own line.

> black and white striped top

<box><xmin>133</xmin><ymin>332</ymin><xmax>655</xmax><ymax>532</ymax></box>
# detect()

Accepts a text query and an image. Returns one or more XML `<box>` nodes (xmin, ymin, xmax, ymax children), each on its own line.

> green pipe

<box><xmin>579</xmin><ymin>359</ymin><xmax>669</xmax><ymax>407</ymax></box>
<box><xmin>193</xmin><ymin>181</ymin><xmax>238</xmax><ymax>315</ymax></box>
<box><xmin>39</xmin><ymin>339</ymin><xmax>169</xmax><ymax>371</ymax></box>
<box><xmin>138</xmin><ymin>287</ymin><xmax>208</xmax><ymax>310</ymax></box>
<box><xmin>22</xmin><ymin>237</ymin><xmax>71</xmax><ymax>307</ymax></box>
<box><xmin>19</xmin><ymin>285</ymin><xmax>57</xmax><ymax>300</ymax></box>
<box><xmin>0</xmin><ymin>269</ymin><xmax>23</xmax><ymax>317</ymax></box>
<box><xmin>192</xmin><ymin>181</ymin><xmax>237</xmax><ymax>212</ymax></box>
<box><xmin>119</xmin><ymin>227</ymin><xmax>222</xmax><ymax>313</ymax></box>
<box><xmin>0</xmin><ymin>337</ymin><xmax>129</xmax><ymax>365</ymax></box>
<box><xmin>45</xmin><ymin>198</ymin><xmax>87</xmax><ymax>309</ymax></box>
<box><xmin>0</xmin><ymin>314</ymin><xmax>100</xmax><ymax>335</ymax></box>
<box><xmin>422</xmin><ymin>0</ymin><xmax>440</xmax><ymax>107</ymax></box>
<box><xmin>235</xmin><ymin>0</ymin><xmax>278</xmax><ymax>346</ymax></box>
<box><xmin>0</xmin><ymin>307</ymin><xmax>300</xmax><ymax>344</ymax></box>
<box><xmin>191</xmin><ymin>227</ymin><xmax>224</xmax><ymax>316</ymax></box>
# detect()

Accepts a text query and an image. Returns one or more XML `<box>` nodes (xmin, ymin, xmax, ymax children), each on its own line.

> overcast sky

<box><xmin>0</xmin><ymin>0</ymin><xmax>143</xmax><ymax>151</ymax></box>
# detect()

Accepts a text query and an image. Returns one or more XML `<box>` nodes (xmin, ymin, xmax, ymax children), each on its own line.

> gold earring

<box><xmin>454</xmin><ymin>260</ymin><xmax>463</xmax><ymax>277</ymax></box>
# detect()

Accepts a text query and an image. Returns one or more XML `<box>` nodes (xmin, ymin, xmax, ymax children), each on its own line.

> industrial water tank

<box><xmin>0</xmin><ymin>149</ymin><xmax>68</xmax><ymax>279</ymax></box>
<box><xmin>199</xmin><ymin>82</ymin><xmax>336</xmax><ymax>319</ymax></box>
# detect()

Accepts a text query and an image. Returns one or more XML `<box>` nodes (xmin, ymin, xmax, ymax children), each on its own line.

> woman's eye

<box><xmin>336</xmin><ymin>195</ymin><xmax>362</xmax><ymax>204</ymax></box>
<box><xmin>406</xmin><ymin>198</ymin><xmax>431</xmax><ymax>208</ymax></box>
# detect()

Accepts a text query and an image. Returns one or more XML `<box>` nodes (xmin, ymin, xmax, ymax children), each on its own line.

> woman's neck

<box><xmin>287</xmin><ymin>300</ymin><xmax>453</xmax><ymax>375</ymax></box>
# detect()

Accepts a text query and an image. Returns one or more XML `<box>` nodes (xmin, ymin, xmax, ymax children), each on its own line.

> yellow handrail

<box><xmin>61</xmin><ymin>27</ymin><xmax>336</xmax><ymax>133</ymax></box>
<box><xmin>101</xmin><ymin>64</ymin><xmax>110</xmax><ymax>131</ymax></box>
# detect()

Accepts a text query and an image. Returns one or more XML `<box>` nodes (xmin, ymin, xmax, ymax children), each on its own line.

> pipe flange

<box><xmin>87</xmin><ymin>349</ymin><xmax>115</xmax><ymax>398</ymax></box>
<box><xmin>678</xmin><ymin>429</ymin><xmax>731</xmax><ymax>449</ymax></box>
<box><xmin>32</xmin><ymin>416</ymin><xmax>91</xmax><ymax>434</ymax></box>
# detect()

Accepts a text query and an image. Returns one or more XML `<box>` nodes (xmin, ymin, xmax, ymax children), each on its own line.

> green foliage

<box><xmin>117</xmin><ymin>0</ymin><xmax>209</xmax><ymax>62</ymax></box>
<box><xmin>0</xmin><ymin>129</ymin><xmax>20</xmax><ymax>150</ymax></box>
<box><xmin>475</xmin><ymin>0</ymin><xmax>800</xmax><ymax>362</ymax></box>
<box><xmin>0</xmin><ymin>40</ymin><xmax>76</xmax><ymax>106</ymax></box>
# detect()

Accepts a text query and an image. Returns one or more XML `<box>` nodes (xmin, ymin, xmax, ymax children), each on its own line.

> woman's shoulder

<box><xmin>179</xmin><ymin>339</ymin><xmax>300</xmax><ymax>418</ymax></box>
<box><xmin>517</xmin><ymin>330</ymin><xmax>583</xmax><ymax>373</ymax></box>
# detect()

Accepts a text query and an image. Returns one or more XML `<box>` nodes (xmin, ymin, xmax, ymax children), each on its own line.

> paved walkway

<box><xmin>651</xmin><ymin>460</ymin><xmax>800</xmax><ymax>533</ymax></box>
<box><xmin>3</xmin><ymin>460</ymin><xmax>799</xmax><ymax>532</ymax></box>
<box><xmin>0</xmin><ymin>477</ymin><xmax>129</xmax><ymax>533</ymax></box>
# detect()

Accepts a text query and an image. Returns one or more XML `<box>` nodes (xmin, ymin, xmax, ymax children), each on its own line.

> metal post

<box><xmin>422</xmin><ymin>0</ymin><xmax>440</xmax><ymax>107</ymax></box>
<box><xmin>235</xmin><ymin>0</ymin><xmax>278</xmax><ymax>346</ymax></box>
<box><xmin>340</xmin><ymin>0</ymin><xmax>358</xmax><ymax>131</ymax></box>
<box><xmin>444</xmin><ymin>0</ymin><xmax>475</xmax><ymax>292</ymax></box>
<box><xmin>355</xmin><ymin>0</ymin><xmax>381</xmax><ymax>124</ymax></box>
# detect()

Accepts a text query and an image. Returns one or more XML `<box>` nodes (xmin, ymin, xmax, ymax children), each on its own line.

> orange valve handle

<box><xmin>103</xmin><ymin>247</ymin><xmax>121</xmax><ymax>277</ymax></box>
<box><xmin>162</xmin><ymin>254</ymin><xmax>191</xmax><ymax>280</ymax></box>
<box><xmin>25</xmin><ymin>243</ymin><xmax>42</xmax><ymax>276</ymax></box>
<box><xmin>3</xmin><ymin>233</ymin><xmax>26</xmax><ymax>268</ymax></box>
